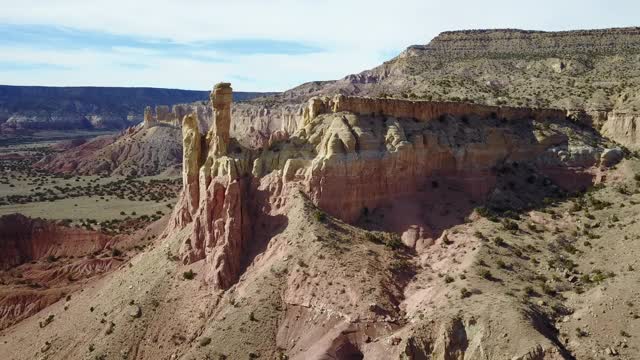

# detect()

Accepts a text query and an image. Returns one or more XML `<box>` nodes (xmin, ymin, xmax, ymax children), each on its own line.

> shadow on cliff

<box><xmin>355</xmin><ymin>160</ymin><xmax>597</xmax><ymax>244</ymax></box>
<box><xmin>239</xmin><ymin>182</ymin><xmax>289</xmax><ymax>277</ymax></box>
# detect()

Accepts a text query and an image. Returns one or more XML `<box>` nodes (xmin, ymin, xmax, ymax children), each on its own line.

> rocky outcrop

<box><xmin>414</xmin><ymin>27</ymin><xmax>640</xmax><ymax>58</ymax></box>
<box><xmin>143</xmin><ymin>103</ymin><xmax>212</xmax><ymax>129</ymax></box>
<box><xmin>169</xmin><ymin>84</ymin><xmax>621</xmax><ymax>290</ymax></box>
<box><xmin>230</xmin><ymin>102</ymin><xmax>305</xmax><ymax>148</ymax></box>
<box><xmin>211</xmin><ymin>83</ymin><xmax>233</xmax><ymax>156</ymax></box>
<box><xmin>237</xmin><ymin>27</ymin><xmax>640</xmax><ymax>148</ymax></box>
<box><xmin>37</xmin><ymin>124</ymin><xmax>184</xmax><ymax>176</ymax></box>
<box><xmin>600</xmin><ymin>112</ymin><xmax>640</xmax><ymax>149</ymax></box>
<box><xmin>0</xmin><ymin>214</ymin><xmax>111</xmax><ymax>269</ymax></box>
<box><xmin>327</xmin><ymin>95</ymin><xmax>566</xmax><ymax>124</ymax></box>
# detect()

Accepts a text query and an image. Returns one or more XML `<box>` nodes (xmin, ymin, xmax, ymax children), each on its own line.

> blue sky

<box><xmin>0</xmin><ymin>0</ymin><xmax>637</xmax><ymax>91</ymax></box>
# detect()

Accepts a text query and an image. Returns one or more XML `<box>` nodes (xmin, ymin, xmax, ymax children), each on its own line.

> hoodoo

<box><xmin>211</xmin><ymin>82</ymin><xmax>233</xmax><ymax>156</ymax></box>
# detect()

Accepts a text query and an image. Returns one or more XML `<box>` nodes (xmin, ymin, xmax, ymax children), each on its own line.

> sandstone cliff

<box><xmin>171</xmin><ymin>83</ymin><xmax>619</xmax><ymax>292</ymax></box>
<box><xmin>156</xmin><ymin>84</ymin><xmax>620</xmax><ymax>358</ymax></box>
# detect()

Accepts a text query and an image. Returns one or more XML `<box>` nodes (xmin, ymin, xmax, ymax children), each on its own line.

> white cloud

<box><xmin>0</xmin><ymin>45</ymin><xmax>380</xmax><ymax>91</ymax></box>
<box><xmin>0</xmin><ymin>0</ymin><xmax>637</xmax><ymax>90</ymax></box>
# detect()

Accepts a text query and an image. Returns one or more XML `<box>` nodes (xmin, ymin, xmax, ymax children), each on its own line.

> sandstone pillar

<box><xmin>143</xmin><ymin>106</ymin><xmax>154</xmax><ymax>128</ymax></box>
<box><xmin>211</xmin><ymin>82</ymin><xmax>233</xmax><ymax>156</ymax></box>
<box><xmin>182</xmin><ymin>113</ymin><xmax>201</xmax><ymax>216</ymax></box>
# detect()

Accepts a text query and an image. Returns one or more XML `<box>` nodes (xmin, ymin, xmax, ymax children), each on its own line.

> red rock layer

<box><xmin>0</xmin><ymin>214</ymin><xmax>111</xmax><ymax>269</ymax></box>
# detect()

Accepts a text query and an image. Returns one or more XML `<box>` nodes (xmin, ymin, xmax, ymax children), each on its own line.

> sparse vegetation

<box><xmin>182</xmin><ymin>269</ymin><xmax>196</xmax><ymax>280</ymax></box>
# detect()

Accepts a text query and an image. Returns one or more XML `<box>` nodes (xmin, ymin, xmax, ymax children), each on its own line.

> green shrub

<box><xmin>460</xmin><ymin>288</ymin><xmax>472</xmax><ymax>298</ymax></box>
<box><xmin>313</xmin><ymin>210</ymin><xmax>326</xmax><ymax>222</ymax></box>
<box><xmin>493</xmin><ymin>237</ymin><xmax>506</xmax><ymax>247</ymax></box>
<box><xmin>478</xmin><ymin>269</ymin><xmax>493</xmax><ymax>280</ymax></box>
<box><xmin>183</xmin><ymin>270</ymin><xmax>196</xmax><ymax>280</ymax></box>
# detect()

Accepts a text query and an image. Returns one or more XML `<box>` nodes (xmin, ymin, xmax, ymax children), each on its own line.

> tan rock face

<box><xmin>601</xmin><ymin>112</ymin><xmax>640</xmax><ymax>149</ymax></box>
<box><xmin>211</xmin><ymin>83</ymin><xmax>233</xmax><ymax>156</ymax></box>
<box><xmin>143</xmin><ymin>103</ymin><xmax>212</xmax><ymax>129</ymax></box>
<box><xmin>177</xmin><ymin>113</ymin><xmax>202</xmax><ymax>227</ymax></box>
<box><xmin>231</xmin><ymin>102</ymin><xmax>305</xmax><ymax>149</ymax></box>
<box><xmin>143</xmin><ymin>106</ymin><xmax>155</xmax><ymax>128</ymax></box>
<box><xmin>168</xmin><ymin>87</ymin><xmax>621</xmax><ymax>290</ymax></box>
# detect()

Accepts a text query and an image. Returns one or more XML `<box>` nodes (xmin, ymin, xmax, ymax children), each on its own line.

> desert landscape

<box><xmin>1</xmin><ymin>3</ymin><xmax>640</xmax><ymax>359</ymax></box>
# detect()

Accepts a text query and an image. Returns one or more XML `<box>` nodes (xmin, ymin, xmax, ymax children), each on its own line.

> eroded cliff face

<box><xmin>0</xmin><ymin>214</ymin><xmax>111</xmax><ymax>269</ymax></box>
<box><xmin>144</xmin><ymin>103</ymin><xmax>212</xmax><ymax>130</ymax></box>
<box><xmin>600</xmin><ymin>112</ymin><xmax>640</xmax><ymax>148</ymax></box>
<box><xmin>168</xmin><ymin>83</ymin><xmax>621</xmax><ymax>291</ymax></box>
<box><xmin>230</xmin><ymin>102</ymin><xmax>305</xmax><ymax>148</ymax></box>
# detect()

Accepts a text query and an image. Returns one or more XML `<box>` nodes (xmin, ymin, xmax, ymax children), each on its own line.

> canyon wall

<box><xmin>144</xmin><ymin>103</ymin><xmax>212</xmax><ymax>132</ymax></box>
<box><xmin>414</xmin><ymin>27</ymin><xmax>640</xmax><ymax>58</ymax></box>
<box><xmin>600</xmin><ymin>112</ymin><xmax>640</xmax><ymax>149</ymax></box>
<box><xmin>230</xmin><ymin>102</ymin><xmax>305</xmax><ymax>148</ymax></box>
<box><xmin>167</xmin><ymin>83</ymin><xmax>621</xmax><ymax>291</ymax></box>
<box><xmin>143</xmin><ymin>99</ymin><xmax>303</xmax><ymax>149</ymax></box>
<box><xmin>328</xmin><ymin>95</ymin><xmax>566</xmax><ymax>123</ymax></box>
<box><xmin>0</xmin><ymin>214</ymin><xmax>112</xmax><ymax>269</ymax></box>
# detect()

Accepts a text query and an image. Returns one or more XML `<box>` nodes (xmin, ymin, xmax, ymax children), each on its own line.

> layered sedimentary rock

<box><xmin>600</xmin><ymin>112</ymin><xmax>640</xmax><ymax>148</ymax></box>
<box><xmin>0</xmin><ymin>214</ymin><xmax>111</xmax><ymax>269</ymax></box>
<box><xmin>237</xmin><ymin>27</ymin><xmax>640</xmax><ymax>148</ymax></box>
<box><xmin>143</xmin><ymin>103</ymin><xmax>212</xmax><ymax>129</ymax></box>
<box><xmin>37</xmin><ymin>124</ymin><xmax>184</xmax><ymax>176</ymax></box>
<box><xmin>413</xmin><ymin>28</ymin><xmax>640</xmax><ymax>58</ymax></box>
<box><xmin>230</xmin><ymin>102</ymin><xmax>305</xmax><ymax>148</ymax></box>
<box><xmin>169</xmin><ymin>83</ymin><xmax>621</xmax><ymax>291</ymax></box>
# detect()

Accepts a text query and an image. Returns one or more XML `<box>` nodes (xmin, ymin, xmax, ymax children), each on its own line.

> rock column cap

<box><xmin>211</xmin><ymin>82</ymin><xmax>233</xmax><ymax>106</ymax></box>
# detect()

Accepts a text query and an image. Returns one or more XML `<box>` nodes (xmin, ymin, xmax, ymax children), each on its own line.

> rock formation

<box><xmin>169</xmin><ymin>83</ymin><xmax>621</xmax><ymax>291</ymax></box>
<box><xmin>234</xmin><ymin>27</ymin><xmax>640</xmax><ymax>148</ymax></box>
<box><xmin>143</xmin><ymin>103</ymin><xmax>212</xmax><ymax>129</ymax></box>
<box><xmin>211</xmin><ymin>83</ymin><xmax>233</xmax><ymax>156</ymax></box>
<box><xmin>0</xmin><ymin>214</ymin><xmax>112</xmax><ymax>269</ymax></box>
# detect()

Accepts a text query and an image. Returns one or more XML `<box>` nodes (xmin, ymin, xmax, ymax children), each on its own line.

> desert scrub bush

<box><xmin>493</xmin><ymin>237</ymin><xmax>506</xmax><ymax>247</ymax></box>
<box><xmin>502</xmin><ymin>220</ymin><xmax>519</xmax><ymax>231</ymax></box>
<box><xmin>312</xmin><ymin>210</ymin><xmax>326</xmax><ymax>222</ymax></box>
<box><xmin>390</xmin><ymin>258</ymin><xmax>412</xmax><ymax>273</ymax></box>
<box><xmin>384</xmin><ymin>234</ymin><xmax>403</xmax><ymax>250</ymax></box>
<box><xmin>296</xmin><ymin>259</ymin><xmax>308</xmax><ymax>268</ymax></box>
<box><xmin>473</xmin><ymin>231</ymin><xmax>487</xmax><ymax>241</ymax></box>
<box><xmin>365</xmin><ymin>232</ymin><xmax>383</xmax><ymax>244</ymax></box>
<box><xmin>541</xmin><ymin>283</ymin><xmax>556</xmax><ymax>296</ymax></box>
<box><xmin>475</xmin><ymin>206</ymin><xmax>498</xmax><ymax>222</ymax></box>
<box><xmin>478</xmin><ymin>269</ymin><xmax>493</xmax><ymax>280</ymax></box>
<box><xmin>39</xmin><ymin>314</ymin><xmax>55</xmax><ymax>328</ymax></box>
<box><xmin>182</xmin><ymin>269</ymin><xmax>196</xmax><ymax>280</ymax></box>
<box><xmin>444</xmin><ymin>275</ymin><xmax>454</xmax><ymax>283</ymax></box>
<box><xmin>460</xmin><ymin>287</ymin><xmax>472</xmax><ymax>299</ymax></box>
<box><xmin>524</xmin><ymin>285</ymin><xmax>535</xmax><ymax>296</ymax></box>
<box><xmin>575</xmin><ymin>327</ymin><xmax>588</xmax><ymax>338</ymax></box>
